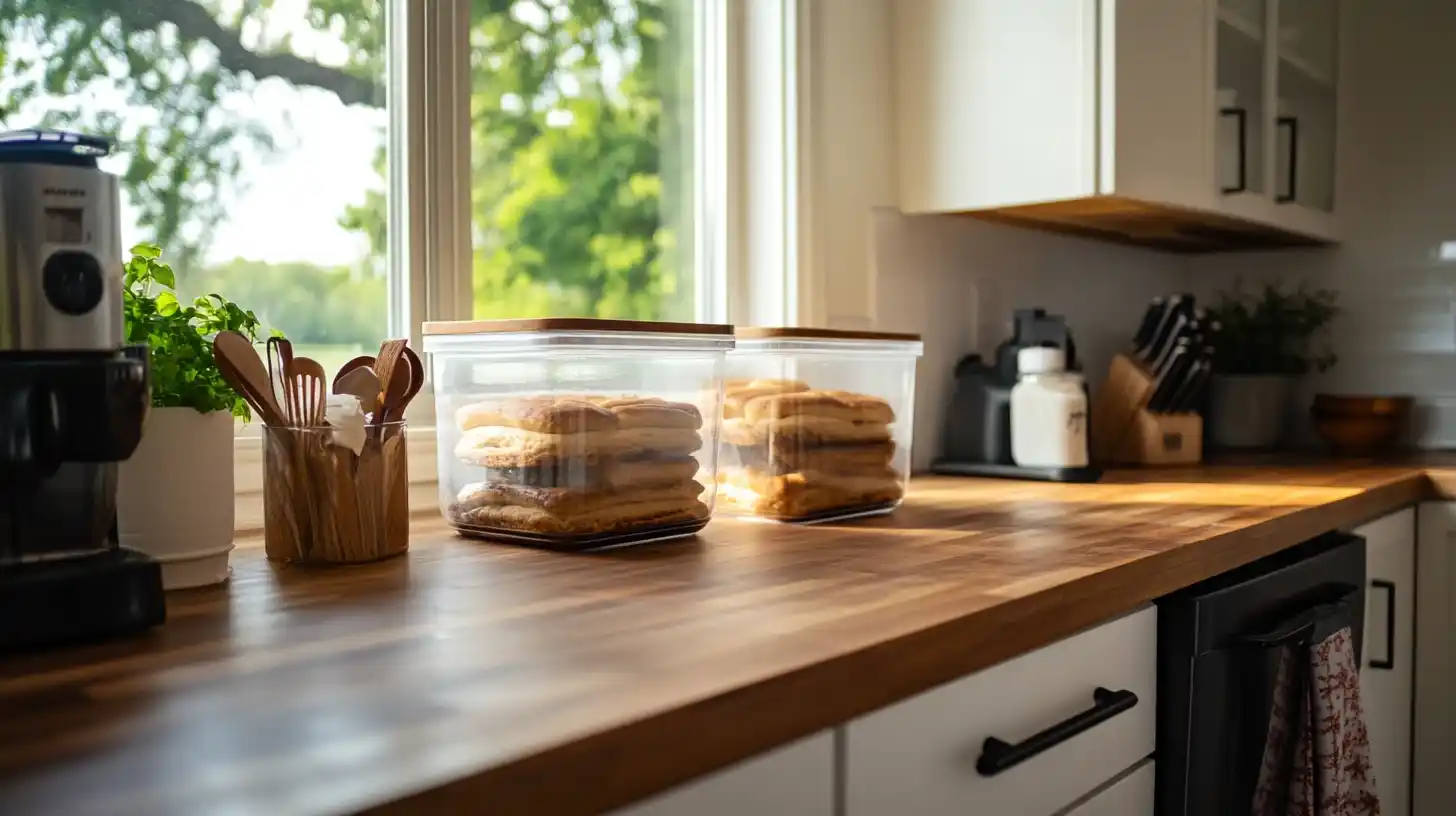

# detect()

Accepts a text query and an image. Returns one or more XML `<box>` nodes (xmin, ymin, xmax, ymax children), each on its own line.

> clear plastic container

<box><xmin>719</xmin><ymin>328</ymin><xmax>924</xmax><ymax>522</ymax></box>
<box><xmin>422</xmin><ymin>318</ymin><xmax>734</xmax><ymax>549</ymax></box>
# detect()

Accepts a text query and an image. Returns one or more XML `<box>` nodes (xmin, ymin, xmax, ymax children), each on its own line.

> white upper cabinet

<box><xmin>895</xmin><ymin>0</ymin><xmax>1342</xmax><ymax>251</ymax></box>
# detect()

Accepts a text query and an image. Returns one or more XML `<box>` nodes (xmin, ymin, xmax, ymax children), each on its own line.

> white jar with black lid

<box><xmin>1010</xmin><ymin>345</ymin><xmax>1089</xmax><ymax>468</ymax></box>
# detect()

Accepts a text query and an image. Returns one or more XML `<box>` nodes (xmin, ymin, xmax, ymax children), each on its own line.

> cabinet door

<box><xmin>845</xmin><ymin>608</ymin><xmax>1156</xmax><ymax>816</ymax></box>
<box><xmin>611</xmin><ymin>731</ymin><xmax>835</xmax><ymax>816</ymax></box>
<box><xmin>1216</xmin><ymin>0</ymin><xmax>1271</xmax><ymax>198</ymax></box>
<box><xmin>1066</xmin><ymin>760</ymin><xmax>1154</xmax><ymax>816</ymax></box>
<box><xmin>1417</xmin><ymin>504</ymin><xmax>1456</xmax><ymax>816</ymax></box>
<box><xmin>1274</xmin><ymin>0</ymin><xmax>1338</xmax><ymax>212</ymax></box>
<box><xmin>1357</xmin><ymin>508</ymin><xmax>1415</xmax><ymax>816</ymax></box>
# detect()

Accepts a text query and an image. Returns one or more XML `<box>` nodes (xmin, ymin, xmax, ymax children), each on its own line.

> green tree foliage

<box><xmin>183</xmin><ymin>257</ymin><xmax>385</xmax><ymax>347</ymax></box>
<box><xmin>0</xmin><ymin>0</ymin><xmax>694</xmax><ymax>325</ymax></box>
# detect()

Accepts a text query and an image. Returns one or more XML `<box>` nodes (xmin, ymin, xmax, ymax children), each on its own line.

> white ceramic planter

<box><xmin>119</xmin><ymin>407</ymin><xmax>235</xmax><ymax>589</ymax></box>
<box><xmin>1208</xmin><ymin>374</ymin><xmax>1295</xmax><ymax>449</ymax></box>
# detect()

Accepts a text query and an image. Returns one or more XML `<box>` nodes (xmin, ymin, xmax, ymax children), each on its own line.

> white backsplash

<box><xmin>872</xmin><ymin>211</ymin><xmax>1190</xmax><ymax>469</ymax></box>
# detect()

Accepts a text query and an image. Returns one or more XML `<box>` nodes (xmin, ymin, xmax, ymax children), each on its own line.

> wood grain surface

<box><xmin>1</xmin><ymin>462</ymin><xmax>1449</xmax><ymax>816</ymax></box>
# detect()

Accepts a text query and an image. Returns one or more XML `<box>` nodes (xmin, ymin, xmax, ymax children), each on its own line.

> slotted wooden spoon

<box><xmin>286</xmin><ymin>357</ymin><xmax>328</xmax><ymax>427</ymax></box>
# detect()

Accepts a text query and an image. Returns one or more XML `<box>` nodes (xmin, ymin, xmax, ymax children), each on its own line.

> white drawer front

<box><xmin>613</xmin><ymin>731</ymin><xmax>834</xmax><ymax>816</ymax></box>
<box><xmin>845</xmin><ymin>607</ymin><xmax>1157</xmax><ymax>816</ymax></box>
<box><xmin>1067</xmin><ymin>760</ymin><xmax>1155</xmax><ymax>816</ymax></box>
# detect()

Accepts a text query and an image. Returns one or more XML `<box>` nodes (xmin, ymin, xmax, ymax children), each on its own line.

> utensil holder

<box><xmin>263</xmin><ymin>423</ymin><xmax>409</xmax><ymax>564</ymax></box>
<box><xmin>1091</xmin><ymin>353</ymin><xmax>1203</xmax><ymax>466</ymax></box>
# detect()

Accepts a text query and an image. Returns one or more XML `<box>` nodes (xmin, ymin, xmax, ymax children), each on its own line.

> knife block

<box><xmin>1091</xmin><ymin>353</ymin><xmax>1203</xmax><ymax>466</ymax></box>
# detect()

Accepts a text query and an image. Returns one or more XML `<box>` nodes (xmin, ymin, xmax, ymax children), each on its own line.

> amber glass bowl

<box><xmin>1310</xmin><ymin>394</ymin><xmax>1413</xmax><ymax>454</ymax></box>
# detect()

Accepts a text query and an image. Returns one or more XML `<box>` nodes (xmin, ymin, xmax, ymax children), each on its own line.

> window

<box><xmin>0</xmin><ymin>0</ymin><xmax>394</xmax><ymax>378</ymax></box>
<box><xmin>467</xmin><ymin>0</ymin><xmax>702</xmax><ymax>322</ymax></box>
<box><xmin>0</xmin><ymin>0</ymin><xmax>781</xmax><ymax>490</ymax></box>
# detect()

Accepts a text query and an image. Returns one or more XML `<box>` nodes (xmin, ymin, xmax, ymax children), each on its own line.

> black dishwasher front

<box><xmin>1154</xmin><ymin>531</ymin><xmax>1366</xmax><ymax>816</ymax></box>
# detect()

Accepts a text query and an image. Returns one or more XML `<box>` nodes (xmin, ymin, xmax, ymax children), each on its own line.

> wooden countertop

<box><xmin>3</xmin><ymin>462</ymin><xmax>1452</xmax><ymax>815</ymax></box>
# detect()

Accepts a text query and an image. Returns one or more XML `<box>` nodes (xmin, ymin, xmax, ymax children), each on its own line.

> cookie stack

<box><xmin>447</xmin><ymin>396</ymin><xmax>710</xmax><ymax>539</ymax></box>
<box><xmin>717</xmin><ymin>379</ymin><xmax>905</xmax><ymax>519</ymax></box>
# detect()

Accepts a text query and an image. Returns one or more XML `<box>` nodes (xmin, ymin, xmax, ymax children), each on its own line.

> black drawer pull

<box><xmin>975</xmin><ymin>687</ymin><xmax>1138</xmax><ymax>777</ymax></box>
<box><xmin>1370</xmin><ymin>579</ymin><xmax>1396</xmax><ymax>670</ymax></box>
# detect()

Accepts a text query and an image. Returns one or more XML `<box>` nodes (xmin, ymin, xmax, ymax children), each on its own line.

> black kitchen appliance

<box><xmin>0</xmin><ymin>130</ymin><xmax>165</xmax><ymax>651</ymax></box>
<box><xmin>1155</xmin><ymin>531</ymin><xmax>1366</xmax><ymax>816</ymax></box>
<box><xmin>931</xmin><ymin>308</ymin><xmax>1101</xmax><ymax>482</ymax></box>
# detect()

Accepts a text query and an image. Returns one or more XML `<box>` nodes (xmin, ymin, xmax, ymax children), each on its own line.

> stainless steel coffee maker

<box><xmin>0</xmin><ymin>130</ymin><xmax>164</xmax><ymax>651</ymax></box>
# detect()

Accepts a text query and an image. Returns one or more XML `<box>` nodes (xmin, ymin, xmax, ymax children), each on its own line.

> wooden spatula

<box><xmin>213</xmin><ymin>331</ymin><xmax>285</xmax><ymax>426</ymax></box>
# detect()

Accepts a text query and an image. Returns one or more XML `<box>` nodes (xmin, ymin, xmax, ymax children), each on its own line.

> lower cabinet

<box><xmin>1416</xmin><ymin>503</ymin><xmax>1456</xmax><ymax>816</ymax></box>
<box><xmin>844</xmin><ymin>607</ymin><xmax>1157</xmax><ymax>815</ymax></box>
<box><xmin>1067</xmin><ymin>760</ymin><xmax>1155</xmax><ymax>816</ymax></box>
<box><xmin>1358</xmin><ymin>509</ymin><xmax>1415</xmax><ymax>816</ymax></box>
<box><xmin>611</xmin><ymin>731</ymin><xmax>834</xmax><ymax>816</ymax></box>
<box><xmin>610</xmin><ymin>502</ymin><xmax>1433</xmax><ymax>816</ymax></box>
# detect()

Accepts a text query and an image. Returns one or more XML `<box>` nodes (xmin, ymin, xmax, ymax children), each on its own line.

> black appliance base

<box><xmin>929</xmin><ymin>459</ymin><xmax>1103</xmax><ymax>483</ymax></box>
<box><xmin>0</xmin><ymin>548</ymin><xmax>166</xmax><ymax>652</ymax></box>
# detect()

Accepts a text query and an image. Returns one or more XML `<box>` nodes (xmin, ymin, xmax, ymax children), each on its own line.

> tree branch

<box><xmin>121</xmin><ymin>0</ymin><xmax>383</xmax><ymax>108</ymax></box>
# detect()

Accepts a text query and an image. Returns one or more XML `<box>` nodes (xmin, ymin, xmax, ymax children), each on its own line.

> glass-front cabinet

<box><xmin>1216</xmin><ymin>0</ymin><xmax>1269</xmax><ymax>200</ymax></box>
<box><xmin>1275</xmin><ymin>0</ymin><xmax>1338</xmax><ymax>212</ymax></box>
<box><xmin>1216</xmin><ymin>0</ymin><xmax>1339</xmax><ymax>215</ymax></box>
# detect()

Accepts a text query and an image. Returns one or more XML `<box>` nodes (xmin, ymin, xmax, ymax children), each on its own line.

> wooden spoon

<box><xmin>372</xmin><ymin>339</ymin><xmax>406</xmax><ymax>389</ymax></box>
<box><xmin>286</xmin><ymin>357</ymin><xmax>328</xmax><ymax>426</ymax></box>
<box><xmin>213</xmin><ymin>331</ymin><xmax>285</xmax><ymax>426</ymax></box>
<box><xmin>333</xmin><ymin>366</ymin><xmax>381</xmax><ymax>417</ymax></box>
<box><xmin>398</xmin><ymin>346</ymin><xmax>426</xmax><ymax>415</ymax></box>
<box><xmin>333</xmin><ymin>354</ymin><xmax>376</xmax><ymax>391</ymax></box>
<box><xmin>376</xmin><ymin>358</ymin><xmax>412</xmax><ymax>425</ymax></box>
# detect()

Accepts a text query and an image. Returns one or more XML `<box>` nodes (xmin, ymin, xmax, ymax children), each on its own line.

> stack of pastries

<box><xmin>447</xmin><ymin>395</ymin><xmax>710</xmax><ymax>538</ymax></box>
<box><xmin>717</xmin><ymin>379</ymin><xmax>905</xmax><ymax>519</ymax></box>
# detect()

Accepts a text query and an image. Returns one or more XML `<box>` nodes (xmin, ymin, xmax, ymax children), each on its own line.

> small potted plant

<box><xmin>117</xmin><ymin>243</ymin><xmax>266</xmax><ymax>589</ymax></box>
<box><xmin>1206</xmin><ymin>280</ymin><xmax>1339</xmax><ymax>449</ymax></box>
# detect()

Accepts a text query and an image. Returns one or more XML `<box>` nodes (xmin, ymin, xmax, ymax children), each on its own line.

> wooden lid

<box><xmin>422</xmin><ymin>318</ymin><xmax>734</xmax><ymax>336</ymax></box>
<box><xmin>735</xmin><ymin>326</ymin><xmax>922</xmax><ymax>342</ymax></box>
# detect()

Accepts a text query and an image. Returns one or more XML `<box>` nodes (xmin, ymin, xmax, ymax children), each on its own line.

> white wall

<box><xmin>1188</xmin><ymin>0</ymin><xmax>1456</xmax><ymax>447</ymax></box>
<box><xmin>872</xmin><ymin>213</ymin><xmax>1188</xmax><ymax>468</ymax></box>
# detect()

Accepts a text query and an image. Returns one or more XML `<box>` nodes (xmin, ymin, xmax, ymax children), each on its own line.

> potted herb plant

<box><xmin>117</xmin><ymin>244</ymin><xmax>266</xmax><ymax>589</ymax></box>
<box><xmin>1206</xmin><ymin>281</ymin><xmax>1339</xmax><ymax>449</ymax></box>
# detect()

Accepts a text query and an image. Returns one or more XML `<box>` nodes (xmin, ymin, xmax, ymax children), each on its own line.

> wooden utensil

<box><xmin>267</xmin><ymin>336</ymin><xmax>295</xmax><ymax>423</ymax></box>
<box><xmin>376</xmin><ymin>362</ymin><xmax>414</xmax><ymax>426</ymax></box>
<box><xmin>398</xmin><ymin>346</ymin><xmax>426</xmax><ymax>415</ymax></box>
<box><xmin>213</xmin><ymin>331</ymin><xmax>286</xmax><ymax>426</ymax></box>
<box><xmin>371</xmin><ymin>339</ymin><xmax>409</xmax><ymax>424</ymax></box>
<box><xmin>333</xmin><ymin>366</ymin><xmax>382</xmax><ymax>417</ymax></box>
<box><xmin>286</xmin><ymin>357</ymin><xmax>328</xmax><ymax>426</ymax></box>
<box><xmin>333</xmin><ymin>354</ymin><xmax>376</xmax><ymax>391</ymax></box>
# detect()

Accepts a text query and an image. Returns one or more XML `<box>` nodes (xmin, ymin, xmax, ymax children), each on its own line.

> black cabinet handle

<box><xmin>1370</xmin><ymin>579</ymin><xmax>1396</xmax><ymax>670</ymax></box>
<box><xmin>1220</xmin><ymin>107</ymin><xmax>1247</xmax><ymax>194</ymax></box>
<box><xmin>1240</xmin><ymin>586</ymin><xmax>1359</xmax><ymax>648</ymax></box>
<box><xmin>1276</xmin><ymin>115</ymin><xmax>1299</xmax><ymax>203</ymax></box>
<box><xmin>975</xmin><ymin>687</ymin><xmax>1138</xmax><ymax>777</ymax></box>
